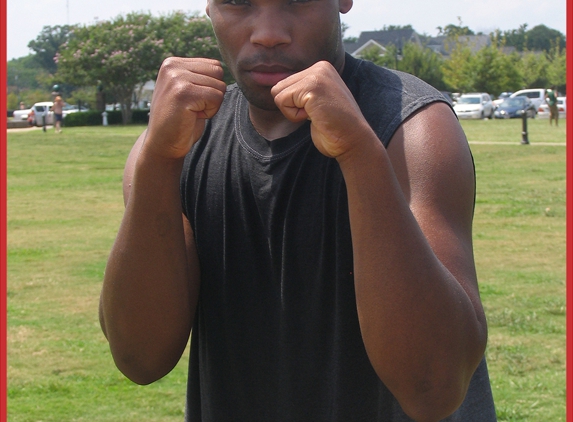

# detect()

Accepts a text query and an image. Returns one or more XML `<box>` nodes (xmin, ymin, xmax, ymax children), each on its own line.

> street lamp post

<box><xmin>521</xmin><ymin>111</ymin><xmax>529</xmax><ymax>144</ymax></box>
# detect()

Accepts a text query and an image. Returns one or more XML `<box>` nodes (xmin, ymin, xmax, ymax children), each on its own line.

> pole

<box><xmin>520</xmin><ymin>110</ymin><xmax>529</xmax><ymax>144</ymax></box>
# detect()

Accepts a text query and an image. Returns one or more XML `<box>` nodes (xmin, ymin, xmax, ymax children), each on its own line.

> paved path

<box><xmin>7</xmin><ymin>125</ymin><xmax>54</xmax><ymax>133</ymax></box>
<box><xmin>468</xmin><ymin>141</ymin><xmax>566</xmax><ymax>146</ymax></box>
<box><xmin>6</xmin><ymin>126</ymin><xmax>567</xmax><ymax>147</ymax></box>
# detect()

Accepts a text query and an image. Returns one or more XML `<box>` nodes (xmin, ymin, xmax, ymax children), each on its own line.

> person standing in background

<box><xmin>545</xmin><ymin>86</ymin><xmax>559</xmax><ymax>127</ymax></box>
<box><xmin>53</xmin><ymin>96</ymin><xmax>64</xmax><ymax>133</ymax></box>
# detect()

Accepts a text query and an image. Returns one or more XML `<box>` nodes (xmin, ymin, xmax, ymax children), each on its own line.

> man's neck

<box><xmin>248</xmin><ymin>106</ymin><xmax>306</xmax><ymax>141</ymax></box>
<box><xmin>247</xmin><ymin>53</ymin><xmax>347</xmax><ymax>141</ymax></box>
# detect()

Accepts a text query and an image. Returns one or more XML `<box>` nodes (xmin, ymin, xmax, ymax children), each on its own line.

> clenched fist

<box><xmin>271</xmin><ymin>61</ymin><xmax>376</xmax><ymax>160</ymax></box>
<box><xmin>145</xmin><ymin>57</ymin><xmax>227</xmax><ymax>160</ymax></box>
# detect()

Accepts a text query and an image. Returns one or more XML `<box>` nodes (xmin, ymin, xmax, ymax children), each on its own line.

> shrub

<box><xmin>63</xmin><ymin>109</ymin><xmax>149</xmax><ymax>127</ymax></box>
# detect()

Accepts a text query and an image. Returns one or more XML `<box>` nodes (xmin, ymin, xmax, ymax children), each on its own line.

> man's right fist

<box><xmin>145</xmin><ymin>57</ymin><xmax>227</xmax><ymax>160</ymax></box>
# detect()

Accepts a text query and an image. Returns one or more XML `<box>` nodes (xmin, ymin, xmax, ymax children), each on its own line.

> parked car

<box><xmin>453</xmin><ymin>93</ymin><xmax>495</xmax><ymax>119</ymax></box>
<box><xmin>493</xmin><ymin>97</ymin><xmax>536</xmax><ymax>119</ymax></box>
<box><xmin>12</xmin><ymin>102</ymin><xmax>87</xmax><ymax>126</ymax></box>
<box><xmin>510</xmin><ymin>88</ymin><xmax>547</xmax><ymax>110</ymax></box>
<box><xmin>62</xmin><ymin>104</ymin><xmax>89</xmax><ymax>114</ymax></box>
<box><xmin>21</xmin><ymin>102</ymin><xmax>54</xmax><ymax>126</ymax></box>
<box><xmin>537</xmin><ymin>97</ymin><xmax>566</xmax><ymax>118</ymax></box>
<box><xmin>12</xmin><ymin>107</ymin><xmax>33</xmax><ymax>122</ymax></box>
<box><xmin>493</xmin><ymin>92</ymin><xmax>513</xmax><ymax>106</ymax></box>
<box><xmin>440</xmin><ymin>91</ymin><xmax>455</xmax><ymax>105</ymax></box>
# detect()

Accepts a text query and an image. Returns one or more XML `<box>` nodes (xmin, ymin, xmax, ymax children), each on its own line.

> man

<box><xmin>99</xmin><ymin>0</ymin><xmax>496</xmax><ymax>420</ymax></box>
<box><xmin>53</xmin><ymin>96</ymin><xmax>64</xmax><ymax>133</ymax></box>
<box><xmin>545</xmin><ymin>86</ymin><xmax>559</xmax><ymax>127</ymax></box>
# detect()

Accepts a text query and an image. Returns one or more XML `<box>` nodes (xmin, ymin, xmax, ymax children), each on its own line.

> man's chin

<box><xmin>239</xmin><ymin>87</ymin><xmax>280</xmax><ymax>112</ymax></box>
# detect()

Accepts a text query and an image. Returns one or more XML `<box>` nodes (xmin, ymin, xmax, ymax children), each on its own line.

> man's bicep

<box><xmin>388</xmin><ymin>102</ymin><xmax>481</xmax><ymax>299</ymax></box>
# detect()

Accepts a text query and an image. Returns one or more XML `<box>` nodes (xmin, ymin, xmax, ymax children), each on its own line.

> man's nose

<box><xmin>249</xmin><ymin>7</ymin><xmax>292</xmax><ymax>48</ymax></box>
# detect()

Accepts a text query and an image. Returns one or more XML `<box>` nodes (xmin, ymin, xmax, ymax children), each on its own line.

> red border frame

<box><xmin>566</xmin><ymin>2</ymin><xmax>572</xmax><ymax>420</ymax></box>
<box><xmin>1</xmin><ymin>0</ymin><xmax>8</xmax><ymax>419</ymax></box>
<box><xmin>0</xmin><ymin>5</ymin><xmax>570</xmax><ymax>422</ymax></box>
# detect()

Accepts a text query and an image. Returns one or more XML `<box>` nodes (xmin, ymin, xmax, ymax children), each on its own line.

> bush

<box><xmin>132</xmin><ymin>109</ymin><xmax>150</xmax><ymax>124</ymax></box>
<box><xmin>63</xmin><ymin>110</ymin><xmax>117</xmax><ymax>127</ymax></box>
<box><xmin>63</xmin><ymin>109</ymin><xmax>149</xmax><ymax>127</ymax></box>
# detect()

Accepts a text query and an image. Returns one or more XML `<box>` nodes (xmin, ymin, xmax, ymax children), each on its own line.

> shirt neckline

<box><xmin>234</xmin><ymin>54</ymin><xmax>360</xmax><ymax>162</ymax></box>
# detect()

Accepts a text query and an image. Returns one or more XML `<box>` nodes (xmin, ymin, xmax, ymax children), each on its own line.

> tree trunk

<box><xmin>120</xmin><ymin>101</ymin><xmax>133</xmax><ymax>125</ymax></box>
<box><xmin>117</xmin><ymin>89</ymin><xmax>133</xmax><ymax>125</ymax></box>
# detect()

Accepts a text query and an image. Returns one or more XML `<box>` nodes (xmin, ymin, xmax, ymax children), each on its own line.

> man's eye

<box><xmin>225</xmin><ymin>0</ymin><xmax>251</xmax><ymax>5</ymax></box>
<box><xmin>289</xmin><ymin>0</ymin><xmax>312</xmax><ymax>3</ymax></box>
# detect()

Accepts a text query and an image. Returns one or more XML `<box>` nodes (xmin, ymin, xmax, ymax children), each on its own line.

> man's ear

<box><xmin>339</xmin><ymin>0</ymin><xmax>353</xmax><ymax>14</ymax></box>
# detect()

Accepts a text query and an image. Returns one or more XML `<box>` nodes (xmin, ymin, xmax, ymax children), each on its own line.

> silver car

<box><xmin>453</xmin><ymin>93</ymin><xmax>495</xmax><ymax>119</ymax></box>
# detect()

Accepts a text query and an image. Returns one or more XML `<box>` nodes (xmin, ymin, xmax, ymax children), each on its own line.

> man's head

<box><xmin>207</xmin><ymin>0</ymin><xmax>353</xmax><ymax>111</ymax></box>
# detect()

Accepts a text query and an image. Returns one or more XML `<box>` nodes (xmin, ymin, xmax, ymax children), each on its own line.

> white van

<box><xmin>510</xmin><ymin>89</ymin><xmax>547</xmax><ymax>110</ymax></box>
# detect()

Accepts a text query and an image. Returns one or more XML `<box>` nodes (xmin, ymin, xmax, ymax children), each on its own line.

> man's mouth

<box><xmin>247</xmin><ymin>65</ymin><xmax>295</xmax><ymax>86</ymax></box>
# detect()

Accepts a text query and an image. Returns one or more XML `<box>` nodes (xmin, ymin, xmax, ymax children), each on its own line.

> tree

<box><xmin>7</xmin><ymin>55</ymin><xmax>46</xmax><ymax>91</ymax></box>
<box><xmin>398</xmin><ymin>43</ymin><xmax>446</xmax><ymax>90</ymax></box>
<box><xmin>7</xmin><ymin>56</ymin><xmax>52</xmax><ymax>108</ymax></box>
<box><xmin>380</xmin><ymin>24</ymin><xmax>413</xmax><ymax>31</ymax></box>
<box><xmin>358</xmin><ymin>41</ymin><xmax>447</xmax><ymax>91</ymax></box>
<box><xmin>57</xmin><ymin>13</ymin><xmax>166</xmax><ymax>124</ymax></box>
<box><xmin>67</xmin><ymin>87</ymin><xmax>97</xmax><ymax>110</ymax></box>
<box><xmin>441</xmin><ymin>39</ymin><xmax>475</xmax><ymax>92</ymax></box>
<box><xmin>437</xmin><ymin>17</ymin><xmax>474</xmax><ymax>37</ymax></box>
<box><xmin>517</xmin><ymin>52</ymin><xmax>549</xmax><ymax>89</ymax></box>
<box><xmin>56</xmin><ymin>11</ymin><xmax>223</xmax><ymax>123</ymax></box>
<box><xmin>341</xmin><ymin>22</ymin><xmax>357</xmax><ymax>43</ymax></box>
<box><xmin>501</xmin><ymin>24</ymin><xmax>566</xmax><ymax>53</ymax></box>
<box><xmin>152</xmin><ymin>12</ymin><xmax>232</xmax><ymax>83</ymax></box>
<box><xmin>28</xmin><ymin>25</ymin><xmax>74</xmax><ymax>74</ymax></box>
<box><xmin>500</xmin><ymin>24</ymin><xmax>528</xmax><ymax>52</ymax></box>
<box><xmin>546</xmin><ymin>43</ymin><xmax>566</xmax><ymax>93</ymax></box>
<box><xmin>526</xmin><ymin>25</ymin><xmax>566</xmax><ymax>53</ymax></box>
<box><xmin>358</xmin><ymin>44</ymin><xmax>396</xmax><ymax>69</ymax></box>
<box><xmin>471</xmin><ymin>44</ymin><xmax>522</xmax><ymax>96</ymax></box>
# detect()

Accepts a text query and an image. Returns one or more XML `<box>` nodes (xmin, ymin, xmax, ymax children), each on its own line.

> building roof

<box><xmin>426</xmin><ymin>34</ymin><xmax>492</xmax><ymax>56</ymax></box>
<box><xmin>345</xmin><ymin>30</ymin><xmax>496</xmax><ymax>59</ymax></box>
<box><xmin>345</xmin><ymin>29</ymin><xmax>421</xmax><ymax>55</ymax></box>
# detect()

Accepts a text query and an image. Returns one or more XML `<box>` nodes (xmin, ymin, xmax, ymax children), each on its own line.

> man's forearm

<box><xmin>101</xmin><ymin>148</ymin><xmax>196</xmax><ymax>385</ymax></box>
<box><xmin>337</xmin><ymin>130</ymin><xmax>486</xmax><ymax>421</ymax></box>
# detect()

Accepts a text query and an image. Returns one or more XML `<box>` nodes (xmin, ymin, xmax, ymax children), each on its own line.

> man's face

<box><xmin>207</xmin><ymin>0</ymin><xmax>353</xmax><ymax>111</ymax></box>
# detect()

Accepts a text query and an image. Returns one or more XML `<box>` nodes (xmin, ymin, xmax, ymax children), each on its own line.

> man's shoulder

<box><xmin>343</xmin><ymin>55</ymin><xmax>450</xmax><ymax>145</ymax></box>
<box><xmin>207</xmin><ymin>84</ymin><xmax>242</xmax><ymax>123</ymax></box>
<box><xmin>223</xmin><ymin>83</ymin><xmax>242</xmax><ymax>99</ymax></box>
<box><xmin>345</xmin><ymin>56</ymin><xmax>446</xmax><ymax>112</ymax></box>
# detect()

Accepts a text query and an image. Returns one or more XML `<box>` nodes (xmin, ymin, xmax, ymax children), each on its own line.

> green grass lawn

<box><xmin>6</xmin><ymin>118</ymin><xmax>566</xmax><ymax>421</ymax></box>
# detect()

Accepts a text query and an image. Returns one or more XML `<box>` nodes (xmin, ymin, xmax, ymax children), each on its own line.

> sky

<box><xmin>6</xmin><ymin>0</ymin><xmax>567</xmax><ymax>61</ymax></box>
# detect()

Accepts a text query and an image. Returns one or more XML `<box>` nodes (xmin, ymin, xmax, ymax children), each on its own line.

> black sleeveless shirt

<box><xmin>180</xmin><ymin>54</ymin><xmax>496</xmax><ymax>421</ymax></box>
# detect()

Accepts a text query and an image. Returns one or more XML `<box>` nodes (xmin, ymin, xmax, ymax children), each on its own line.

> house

<box><xmin>345</xmin><ymin>28</ymin><xmax>423</xmax><ymax>57</ymax></box>
<box><xmin>346</xmin><ymin>30</ymin><xmax>495</xmax><ymax>60</ymax></box>
<box><xmin>133</xmin><ymin>80</ymin><xmax>155</xmax><ymax>109</ymax></box>
<box><xmin>426</xmin><ymin>34</ymin><xmax>492</xmax><ymax>57</ymax></box>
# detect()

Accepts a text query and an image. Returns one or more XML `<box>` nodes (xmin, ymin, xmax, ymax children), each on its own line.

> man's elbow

<box><xmin>111</xmin><ymin>349</ymin><xmax>180</xmax><ymax>385</ymax></box>
<box><xmin>396</xmin><ymin>368</ymin><xmax>476</xmax><ymax>422</ymax></box>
